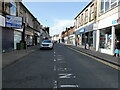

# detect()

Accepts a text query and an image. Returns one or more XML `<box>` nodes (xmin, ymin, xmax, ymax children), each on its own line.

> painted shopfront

<box><xmin>96</xmin><ymin>12</ymin><xmax>120</xmax><ymax>55</ymax></box>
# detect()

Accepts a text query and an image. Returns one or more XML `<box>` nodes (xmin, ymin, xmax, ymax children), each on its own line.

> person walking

<box><xmin>114</xmin><ymin>48</ymin><xmax>119</xmax><ymax>57</ymax></box>
<box><xmin>114</xmin><ymin>39</ymin><xmax>120</xmax><ymax>57</ymax></box>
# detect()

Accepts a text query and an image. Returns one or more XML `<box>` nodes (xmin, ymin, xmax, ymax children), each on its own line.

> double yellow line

<box><xmin>67</xmin><ymin>46</ymin><xmax>120</xmax><ymax>71</ymax></box>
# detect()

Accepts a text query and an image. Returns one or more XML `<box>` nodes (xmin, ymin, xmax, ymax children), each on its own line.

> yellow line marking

<box><xmin>67</xmin><ymin>46</ymin><xmax>120</xmax><ymax>71</ymax></box>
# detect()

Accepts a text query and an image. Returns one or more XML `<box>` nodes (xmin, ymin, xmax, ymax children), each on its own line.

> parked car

<box><xmin>40</xmin><ymin>40</ymin><xmax>54</xmax><ymax>50</ymax></box>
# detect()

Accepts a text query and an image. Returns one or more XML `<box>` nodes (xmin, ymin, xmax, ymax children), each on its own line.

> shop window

<box><xmin>100</xmin><ymin>33</ymin><xmax>111</xmax><ymax>49</ymax></box>
<box><xmin>105</xmin><ymin>0</ymin><xmax>110</xmax><ymax>11</ymax></box>
<box><xmin>111</xmin><ymin>0</ymin><xmax>117</xmax><ymax>8</ymax></box>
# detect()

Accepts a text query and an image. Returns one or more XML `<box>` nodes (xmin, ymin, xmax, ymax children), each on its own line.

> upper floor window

<box><xmin>119</xmin><ymin>0</ymin><xmax>120</xmax><ymax>4</ymax></box>
<box><xmin>90</xmin><ymin>4</ymin><xmax>94</xmax><ymax>20</ymax></box>
<box><xmin>100</xmin><ymin>0</ymin><xmax>118</xmax><ymax>15</ymax></box>
<box><xmin>105</xmin><ymin>0</ymin><xmax>110</xmax><ymax>11</ymax></box>
<box><xmin>81</xmin><ymin>13</ymin><xmax>84</xmax><ymax>25</ymax></box>
<box><xmin>101</xmin><ymin>0</ymin><xmax>104</xmax><ymax>13</ymax></box>
<box><xmin>78</xmin><ymin>16</ymin><xmax>81</xmax><ymax>27</ymax></box>
<box><xmin>10</xmin><ymin>0</ymin><xmax>16</xmax><ymax>16</ymax></box>
<box><xmin>111</xmin><ymin>0</ymin><xmax>117</xmax><ymax>8</ymax></box>
<box><xmin>85</xmin><ymin>10</ymin><xmax>88</xmax><ymax>23</ymax></box>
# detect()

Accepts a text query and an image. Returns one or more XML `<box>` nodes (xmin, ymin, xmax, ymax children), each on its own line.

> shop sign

<box><xmin>112</xmin><ymin>17</ymin><xmax>120</xmax><ymax>25</ymax></box>
<box><xmin>85</xmin><ymin>23</ymin><xmax>94</xmax><ymax>32</ymax></box>
<box><xmin>93</xmin><ymin>22</ymin><xmax>98</xmax><ymax>30</ymax></box>
<box><xmin>5</xmin><ymin>15</ymin><xmax>22</xmax><ymax>28</ymax></box>
<box><xmin>80</xmin><ymin>28</ymin><xmax>85</xmax><ymax>33</ymax></box>
<box><xmin>15</xmin><ymin>28</ymin><xmax>23</xmax><ymax>32</ymax></box>
<box><xmin>0</xmin><ymin>15</ymin><xmax>5</xmax><ymax>27</ymax></box>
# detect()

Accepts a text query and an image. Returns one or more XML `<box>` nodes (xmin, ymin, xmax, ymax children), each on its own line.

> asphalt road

<box><xmin>2</xmin><ymin>44</ymin><xmax>119</xmax><ymax>89</ymax></box>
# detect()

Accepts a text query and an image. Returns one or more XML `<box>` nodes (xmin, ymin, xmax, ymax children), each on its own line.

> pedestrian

<box><xmin>114</xmin><ymin>48</ymin><xmax>119</xmax><ymax>57</ymax></box>
<box><xmin>77</xmin><ymin>38</ymin><xmax>80</xmax><ymax>46</ymax></box>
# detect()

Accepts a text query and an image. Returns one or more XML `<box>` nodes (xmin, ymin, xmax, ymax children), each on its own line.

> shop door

<box><xmin>14</xmin><ymin>31</ymin><xmax>22</xmax><ymax>49</ymax></box>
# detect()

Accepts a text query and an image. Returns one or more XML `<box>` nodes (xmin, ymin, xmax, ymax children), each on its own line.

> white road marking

<box><xmin>57</xmin><ymin>68</ymin><xmax>71</xmax><ymax>71</ymax></box>
<box><xmin>58</xmin><ymin>73</ymin><xmax>76</xmax><ymax>79</ymax></box>
<box><xmin>57</xmin><ymin>58</ymin><xmax>63</xmax><ymax>61</ymax></box>
<box><xmin>53</xmin><ymin>80</ymin><xmax>58</xmax><ymax>89</ymax></box>
<box><xmin>54</xmin><ymin>59</ymin><xmax>56</xmax><ymax>62</ymax></box>
<box><xmin>54</xmin><ymin>65</ymin><xmax>56</xmax><ymax>71</ymax></box>
<box><xmin>60</xmin><ymin>85</ymin><xmax>79</xmax><ymax>88</ymax></box>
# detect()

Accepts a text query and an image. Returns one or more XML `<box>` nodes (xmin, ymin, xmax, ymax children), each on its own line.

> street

<box><xmin>3</xmin><ymin>44</ymin><xmax>119</xmax><ymax>88</ymax></box>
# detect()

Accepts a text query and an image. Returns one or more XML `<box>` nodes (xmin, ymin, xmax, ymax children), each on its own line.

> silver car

<box><xmin>40</xmin><ymin>40</ymin><xmax>54</xmax><ymax>49</ymax></box>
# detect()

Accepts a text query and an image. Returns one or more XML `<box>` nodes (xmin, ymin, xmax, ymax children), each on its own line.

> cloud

<box><xmin>50</xmin><ymin>19</ymin><xmax>74</xmax><ymax>36</ymax></box>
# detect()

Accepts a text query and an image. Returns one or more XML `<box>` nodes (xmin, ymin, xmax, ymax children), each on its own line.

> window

<box><xmin>78</xmin><ymin>16</ymin><xmax>81</xmax><ymax>27</ymax></box>
<box><xmin>111</xmin><ymin>0</ymin><xmax>117</xmax><ymax>8</ymax></box>
<box><xmin>105</xmin><ymin>0</ymin><xmax>110</xmax><ymax>11</ymax></box>
<box><xmin>101</xmin><ymin>0</ymin><xmax>104</xmax><ymax>13</ymax></box>
<box><xmin>10</xmin><ymin>0</ymin><xmax>16</xmax><ymax>16</ymax></box>
<box><xmin>85</xmin><ymin>10</ymin><xmax>88</xmax><ymax>23</ymax></box>
<box><xmin>90</xmin><ymin>4</ymin><xmax>94</xmax><ymax>20</ymax></box>
<box><xmin>81</xmin><ymin>14</ymin><xmax>84</xmax><ymax>25</ymax></box>
<box><xmin>118</xmin><ymin>0</ymin><xmax>120</xmax><ymax>5</ymax></box>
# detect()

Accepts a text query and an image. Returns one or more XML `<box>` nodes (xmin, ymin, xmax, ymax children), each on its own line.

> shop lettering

<box><xmin>112</xmin><ymin>17</ymin><xmax>120</xmax><ymax>24</ymax></box>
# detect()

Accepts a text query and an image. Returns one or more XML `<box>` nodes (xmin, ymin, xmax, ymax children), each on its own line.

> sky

<box><xmin>23</xmin><ymin>2</ymin><xmax>89</xmax><ymax>36</ymax></box>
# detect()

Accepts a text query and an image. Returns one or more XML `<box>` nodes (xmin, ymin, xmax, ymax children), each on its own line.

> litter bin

<box><xmin>20</xmin><ymin>42</ymin><xmax>24</xmax><ymax>49</ymax></box>
<box><xmin>16</xmin><ymin>42</ymin><xmax>26</xmax><ymax>50</ymax></box>
<box><xmin>16</xmin><ymin>43</ymin><xmax>21</xmax><ymax>50</ymax></box>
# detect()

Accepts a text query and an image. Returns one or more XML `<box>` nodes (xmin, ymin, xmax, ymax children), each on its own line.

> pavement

<box><xmin>64</xmin><ymin>44</ymin><xmax>120</xmax><ymax>67</ymax></box>
<box><xmin>2</xmin><ymin>45</ymin><xmax>40</xmax><ymax>69</ymax></box>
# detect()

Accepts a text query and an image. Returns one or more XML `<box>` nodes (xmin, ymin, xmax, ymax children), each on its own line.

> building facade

<box><xmin>95</xmin><ymin>0</ymin><xmax>120</xmax><ymax>55</ymax></box>
<box><xmin>74</xmin><ymin>0</ymin><xmax>97</xmax><ymax>49</ymax></box>
<box><xmin>74</xmin><ymin>0</ymin><xmax>120</xmax><ymax>55</ymax></box>
<box><xmin>1</xmin><ymin>0</ymin><xmax>42</xmax><ymax>52</ymax></box>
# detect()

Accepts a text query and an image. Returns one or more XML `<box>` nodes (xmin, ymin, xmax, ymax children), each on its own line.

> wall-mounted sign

<box><xmin>112</xmin><ymin>17</ymin><xmax>120</xmax><ymax>25</ymax></box>
<box><xmin>5</xmin><ymin>15</ymin><xmax>22</xmax><ymax>28</ymax></box>
<box><xmin>80</xmin><ymin>28</ymin><xmax>85</xmax><ymax>33</ymax></box>
<box><xmin>0</xmin><ymin>15</ymin><xmax>5</xmax><ymax>27</ymax></box>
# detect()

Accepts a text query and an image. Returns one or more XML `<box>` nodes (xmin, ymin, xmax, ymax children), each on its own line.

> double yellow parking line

<box><xmin>67</xmin><ymin>46</ymin><xmax>120</xmax><ymax>71</ymax></box>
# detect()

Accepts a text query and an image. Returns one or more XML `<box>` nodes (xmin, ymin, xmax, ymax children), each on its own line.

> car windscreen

<box><xmin>42</xmin><ymin>40</ymin><xmax>52</xmax><ymax>43</ymax></box>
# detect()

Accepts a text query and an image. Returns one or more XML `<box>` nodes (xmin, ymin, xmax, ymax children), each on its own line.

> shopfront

<box><xmin>33</xmin><ymin>31</ymin><xmax>40</xmax><ymax>45</ymax></box>
<box><xmin>14</xmin><ymin>29</ymin><xmax>23</xmax><ymax>49</ymax></box>
<box><xmin>96</xmin><ymin>12</ymin><xmax>120</xmax><ymax>55</ymax></box>
<box><xmin>25</xmin><ymin>27</ymin><xmax>34</xmax><ymax>46</ymax></box>
<box><xmin>3</xmin><ymin>15</ymin><xmax>22</xmax><ymax>52</ymax></box>
<box><xmin>0</xmin><ymin>15</ymin><xmax>5</xmax><ymax>52</ymax></box>
<box><xmin>84</xmin><ymin>23</ymin><xmax>96</xmax><ymax>50</ymax></box>
<box><xmin>67</xmin><ymin>35</ymin><xmax>75</xmax><ymax>45</ymax></box>
<box><xmin>75</xmin><ymin>28</ymin><xmax>85</xmax><ymax>46</ymax></box>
